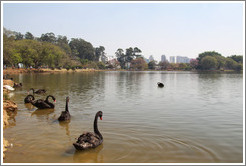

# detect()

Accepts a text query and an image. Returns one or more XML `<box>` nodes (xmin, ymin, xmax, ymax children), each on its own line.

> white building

<box><xmin>169</xmin><ymin>56</ymin><xmax>176</xmax><ymax>63</ymax></box>
<box><xmin>169</xmin><ymin>56</ymin><xmax>190</xmax><ymax>63</ymax></box>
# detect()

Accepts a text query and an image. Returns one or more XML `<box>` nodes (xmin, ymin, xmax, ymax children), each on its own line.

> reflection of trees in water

<box><xmin>73</xmin><ymin>144</ymin><xmax>104</xmax><ymax>163</ymax></box>
<box><xmin>117</xmin><ymin>72</ymin><xmax>144</xmax><ymax>98</ymax></box>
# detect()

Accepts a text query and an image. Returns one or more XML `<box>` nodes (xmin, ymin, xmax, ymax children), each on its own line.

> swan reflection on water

<box><xmin>73</xmin><ymin>144</ymin><xmax>104</xmax><ymax>163</ymax></box>
<box><xmin>58</xmin><ymin>120</ymin><xmax>71</xmax><ymax>137</ymax></box>
<box><xmin>30</xmin><ymin>108</ymin><xmax>55</xmax><ymax>121</ymax></box>
<box><xmin>24</xmin><ymin>103</ymin><xmax>35</xmax><ymax>110</ymax></box>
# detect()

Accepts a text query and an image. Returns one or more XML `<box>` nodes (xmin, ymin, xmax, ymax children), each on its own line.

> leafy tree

<box><xmin>97</xmin><ymin>61</ymin><xmax>106</xmax><ymax>69</ymax></box>
<box><xmin>115</xmin><ymin>48</ymin><xmax>125</xmax><ymax>69</ymax></box>
<box><xmin>190</xmin><ymin>59</ymin><xmax>198</xmax><ymax>69</ymax></box>
<box><xmin>15</xmin><ymin>32</ymin><xmax>24</xmax><ymax>40</ymax></box>
<box><xmin>25</xmin><ymin>32</ymin><xmax>34</xmax><ymax>40</ymax></box>
<box><xmin>228</xmin><ymin>55</ymin><xmax>243</xmax><ymax>64</ymax></box>
<box><xmin>130</xmin><ymin>57</ymin><xmax>147</xmax><ymax>70</ymax></box>
<box><xmin>148</xmin><ymin>61</ymin><xmax>157</xmax><ymax>70</ymax></box>
<box><xmin>178</xmin><ymin>63</ymin><xmax>188</xmax><ymax>70</ymax></box>
<box><xmin>159</xmin><ymin>60</ymin><xmax>169</xmax><ymax>70</ymax></box>
<box><xmin>56</xmin><ymin>35</ymin><xmax>71</xmax><ymax>55</ymax></box>
<box><xmin>39</xmin><ymin>32</ymin><xmax>56</xmax><ymax>43</ymax></box>
<box><xmin>95</xmin><ymin>46</ymin><xmax>106</xmax><ymax>61</ymax></box>
<box><xmin>201</xmin><ymin>56</ymin><xmax>218</xmax><ymax>70</ymax></box>
<box><xmin>3</xmin><ymin>33</ymin><xmax>16</xmax><ymax>65</ymax></box>
<box><xmin>133</xmin><ymin>47</ymin><xmax>142</xmax><ymax>58</ymax></box>
<box><xmin>69</xmin><ymin>38</ymin><xmax>95</xmax><ymax>61</ymax></box>
<box><xmin>225</xmin><ymin>58</ymin><xmax>237</xmax><ymax>70</ymax></box>
<box><xmin>214</xmin><ymin>55</ymin><xmax>226</xmax><ymax>69</ymax></box>
<box><xmin>197</xmin><ymin>51</ymin><xmax>222</xmax><ymax>69</ymax></box>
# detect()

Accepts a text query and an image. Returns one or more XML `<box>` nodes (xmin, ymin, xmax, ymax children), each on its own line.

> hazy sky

<box><xmin>2</xmin><ymin>2</ymin><xmax>244</xmax><ymax>61</ymax></box>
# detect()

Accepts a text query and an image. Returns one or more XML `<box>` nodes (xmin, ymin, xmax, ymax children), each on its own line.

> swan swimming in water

<box><xmin>157</xmin><ymin>82</ymin><xmax>164</xmax><ymax>87</ymax></box>
<box><xmin>29</xmin><ymin>88</ymin><xmax>46</xmax><ymax>94</ymax></box>
<box><xmin>30</xmin><ymin>95</ymin><xmax>56</xmax><ymax>109</ymax></box>
<box><xmin>3</xmin><ymin>85</ymin><xmax>15</xmax><ymax>91</ymax></box>
<box><xmin>58</xmin><ymin>97</ymin><xmax>70</xmax><ymax>121</ymax></box>
<box><xmin>24</xmin><ymin>94</ymin><xmax>35</xmax><ymax>103</ymax></box>
<box><xmin>73</xmin><ymin>111</ymin><xmax>103</xmax><ymax>150</ymax></box>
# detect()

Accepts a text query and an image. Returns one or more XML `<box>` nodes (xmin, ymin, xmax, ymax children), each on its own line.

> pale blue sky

<box><xmin>2</xmin><ymin>2</ymin><xmax>244</xmax><ymax>61</ymax></box>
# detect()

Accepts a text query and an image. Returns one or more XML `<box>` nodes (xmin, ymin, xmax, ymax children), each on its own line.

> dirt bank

<box><xmin>2</xmin><ymin>79</ymin><xmax>18</xmax><ymax>159</ymax></box>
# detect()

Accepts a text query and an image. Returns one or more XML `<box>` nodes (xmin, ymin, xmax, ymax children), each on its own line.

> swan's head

<box><xmin>66</xmin><ymin>96</ymin><xmax>69</xmax><ymax>102</ymax></box>
<box><xmin>98</xmin><ymin>111</ymin><xmax>103</xmax><ymax>120</ymax></box>
<box><xmin>51</xmin><ymin>96</ymin><xmax>56</xmax><ymax>103</ymax></box>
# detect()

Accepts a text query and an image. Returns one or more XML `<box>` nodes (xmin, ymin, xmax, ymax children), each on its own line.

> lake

<box><xmin>3</xmin><ymin>71</ymin><xmax>244</xmax><ymax>163</ymax></box>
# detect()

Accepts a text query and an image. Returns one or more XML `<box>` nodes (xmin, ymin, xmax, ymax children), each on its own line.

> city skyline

<box><xmin>2</xmin><ymin>1</ymin><xmax>244</xmax><ymax>61</ymax></box>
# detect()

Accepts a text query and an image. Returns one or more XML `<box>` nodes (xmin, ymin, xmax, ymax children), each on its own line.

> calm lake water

<box><xmin>3</xmin><ymin>71</ymin><xmax>244</xmax><ymax>163</ymax></box>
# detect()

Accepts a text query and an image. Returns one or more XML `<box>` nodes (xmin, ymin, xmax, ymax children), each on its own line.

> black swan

<box><xmin>13</xmin><ymin>83</ymin><xmax>22</xmax><ymax>88</ymax></box>
<box><xmin>30</xmin><ymin>88</ymin><xmax>46</xmax><ymax>94</ymax></box>
<box><xmin>73</xmin><ymin>111</ymin><xmax>103</xmax><ymax>150</ymax></box>
<box><xmin>157</xmin><ymin>82</ymin><xmax>164</xmax><ymax>87</ymax></box>
<box><xmin>58</xmin><ymin>97</ymin><xmax>70</xmax><ymax>121</ymax></box>
<box><xmin>24</xmin><ymin>94</ymin><xmax>35</xmax><ymax>103</ymax></box>
<box><xmin>30</xmin><ymin>95</ymin><xmax>56</xmax><ymax>109</ymax></box>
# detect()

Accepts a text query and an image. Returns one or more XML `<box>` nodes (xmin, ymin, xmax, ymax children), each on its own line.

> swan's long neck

<box><xmin>94</xmin><ymin>114</ymin><xmax>103</xmax><ymax>140</ymax></box>
<box><xmin>65</xmin><ymin>99</ymin><xmax>69</xmax><ymax>112</ymax></box>
<box><xmin>45</xmin><ymin>95</ymin><xmax>53</xmax><ymax>102</ymax></box>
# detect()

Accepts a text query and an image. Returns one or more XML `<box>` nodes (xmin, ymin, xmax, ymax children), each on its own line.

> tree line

<box><xmin>3</xmin><ymin>28</ymin><xmax>107</xmax><ymax>69</ymax></box>
<box><xmin>3</xmin><ymin>28</ymin><xmax>243</xmax><ymax>71</ymax></box>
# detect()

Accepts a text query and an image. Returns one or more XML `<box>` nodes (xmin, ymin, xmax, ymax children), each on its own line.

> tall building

<box><xmin>169</xmin><ymin>56</ymin><xmax>190</xmax><ymax>63</ymax></box>
<box><xmin>169</xmin><ymin>56</ymin><xmax>176</xmax><ymax>63</ymax></box>
<box><xmin>176</xmin><ymin>56</ymin><xmax>190</xmax><ymax>63</ymax></box>
<box><xmin>161</xmin><ymin>55</ymin><xmax>167</xmax><ymax>62</ymax></box>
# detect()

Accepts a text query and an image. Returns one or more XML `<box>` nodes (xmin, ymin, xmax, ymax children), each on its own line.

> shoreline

<box><xmin>3</xmin><ymin>68</ymin><xmax>239</xmax><ymax>75</ymax></box>
<box><xmin>2</xmin><ymin>79</ymin><xmax>18</xmax><ymax>159</ymax></box>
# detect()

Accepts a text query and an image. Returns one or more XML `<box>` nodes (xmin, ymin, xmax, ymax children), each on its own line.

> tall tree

<box><xmin>200</xmin><ymin>56</ymin><xmax>218</xmax><ymax>70</ymax></box>
<box><xmin>25</xmin><ymin>32</ymin><xmax>34</xmax><ymax>40</ymax></box>
<box><xmin>39</xmin><ymin>32</ymin><xmax>56</xmax><ymax>43</ymax></box>
<box><xmin>69</xmin><ymin>38</ymin><xmax>95</xmax><ymax>61</ymax></box>
<box><xmin>15</xmin><ymin>32</ymin><xmax>24</xmax><ymax>40</ymax></box>
<box><xmin>115</xmin><ymin>48</ymin><xmax>125</xmax><ymax>69</ymax></box>
<box><xmin>95</xmin><ymin>46</ymin><xmax>106</xmax><ymax>61</ymax></box>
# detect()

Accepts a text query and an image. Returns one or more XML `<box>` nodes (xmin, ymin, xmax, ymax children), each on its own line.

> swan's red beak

<box><xmin>100</xmin><ymin>117</ymin><xmax>102</xmax><ymax>120</ymax></box>
<box><xmin>54</xmin><ymin>100</ymin><xmax>56</xmax><ymax>103</ymax></box>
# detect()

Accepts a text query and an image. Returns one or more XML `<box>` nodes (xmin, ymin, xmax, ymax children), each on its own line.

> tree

<box><xmin>95</xmin><ymin>46</ymin><xmax>106</xmax><ymax>62</ymax></box>
<box><xmin>159</xmin><ymin>61</ymin><xmax>169</xmax><ymax>70</ymax></box>
<box><xmin>133</xmin><ymin>47</ymin><xmax>142</xmax><ymax>58</ymax></box>
<box><xmin>148</xmin><ymin>61</ymin><xmax>157</xmax><ymax>70</ymax></box>
<box><xmin>130</xmin><ymin>57</ymin><xmax>147</xmax><ymax>70</ymax></box>
<box><xmin>25</xmin><ymin>32</ymin><xmax>34</xmax><ymax>40</ymax></box>
<box><xmin>56</xmin><ymin>35</ymin><xmax>71</xmax><ymax>55</ymax></box>
<box><xmin>115</xmin><ymin>48</ymin><xmax>125</xmax><ymax>69</ymax></box>
<box><xmin>190</xmin><ymin>59</ymin><xmax>198</xmax><ymax>69</ymax></box>
<box><xmin>15</xmin><ymin>32</ymin><xmax>24</xmax><ymax>40</ymax></box>
<box><xmin>225</xmin><ymin>58</ymin><xmax>237</xmax><ymax>70</ymax></box>
<box><xmin>197</xmin><ymin>51</ymin><xmax>222</xmax><ymax>69</ymax></box>
<box><xmin>214</xmin><ymin>55</ymin><xmax>226</xmax><ymax>69</ymax></box>
<box><xmin>228</xmin><ymin>55</ymin><xmax>243</xmax><ymax>64</ymax></box>
<box><xmin>200</xmin><ymin>56</ymin><xmax>218</xmax><ymax>70</ymax></box>
<box><xmin>69</xmin><ymin>38</ymin><xmax>95</xmax><ymax>61</ymax></box>
<box><xmin>39</xmin><ymin>32</ymin><xmax>56</xmax><ymax>43</ymax></box>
